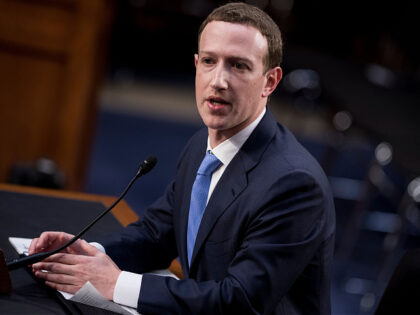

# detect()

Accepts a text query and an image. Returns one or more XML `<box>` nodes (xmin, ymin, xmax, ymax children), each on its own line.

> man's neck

<box><xmin>208</xmin><ymin>130</ymin><xmax>230</xmax><ymax>149</ymax></box>
<box><xmin>208</xmin><ymin>107</ymin><xmax>267</xmax><ymax>149</ymax></box>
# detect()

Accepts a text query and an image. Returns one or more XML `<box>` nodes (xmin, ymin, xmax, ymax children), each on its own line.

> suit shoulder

<box><xmin>272</xmin><ymin>124</ymin><xmax>323</xmax><ymax>172</ymax></box>
<box><xmin>260</xmin><ymin>123</ymin><xmax>331</xmax><ymax>192</ymax></box>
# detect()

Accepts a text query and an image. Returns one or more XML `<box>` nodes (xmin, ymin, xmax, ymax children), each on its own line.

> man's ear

<box><xmin>262</xmin><ymin>67</ymin><xmax>282</xmax><ymax>97</ymax></box>
<box><xmin>194</xmin><ymin>54</ymin><xmax>199</xmax><ymax>67</ymax></box>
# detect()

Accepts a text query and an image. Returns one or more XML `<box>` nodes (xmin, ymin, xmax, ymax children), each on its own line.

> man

<box><xmin>29</xmin><ymin>2</ymin><xmax>335</xmax><ymax>314</ymax></box>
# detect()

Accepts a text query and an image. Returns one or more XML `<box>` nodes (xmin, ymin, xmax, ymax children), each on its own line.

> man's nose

<box><xmin>210</xmin><ymin>64</ymin><xmax>229</xmax><ymax>90</ymax></box>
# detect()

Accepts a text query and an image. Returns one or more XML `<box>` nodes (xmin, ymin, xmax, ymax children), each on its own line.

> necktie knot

<box><xmin>197</xmin><ymin>152</ymin><xmax>221</xmax><ymax>176</ymax></box>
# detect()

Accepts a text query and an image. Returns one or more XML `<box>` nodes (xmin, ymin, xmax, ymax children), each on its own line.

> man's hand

<box><xmin>32</xmin><ymin>239</ymin><xmax>121</xmax><ymax>300</ymax></box>
<box><xmin>28</xmin><ymin>231</ymin><xmax>86</xmax><ymax>256</ymax></box>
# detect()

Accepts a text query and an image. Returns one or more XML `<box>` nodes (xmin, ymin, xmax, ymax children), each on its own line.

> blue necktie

<box><xmin>187</xmin><ymin>151</ymin><xmax>222</xmax><ymax>266</ymax></box>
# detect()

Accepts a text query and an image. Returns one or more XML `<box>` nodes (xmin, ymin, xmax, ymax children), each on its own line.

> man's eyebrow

<box><xmin>198</xmin><ymin>51</ymin><xmax>253</xmax><ymax>63</ymax></box>
<box><xmin>228</xmin><ymin>56</ymin><xmax>253</xmax><ymax>63</ymax></box>
<box><xmin>197</xmin><ymin>50</ymin><xmax>216</xmax><ymax>56</ymax></box>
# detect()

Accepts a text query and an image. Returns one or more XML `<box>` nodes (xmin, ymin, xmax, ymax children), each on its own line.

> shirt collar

<box><xmin>206</xmin><ymin>107</ymin><xmax>266</xmax><ymax>166</ymax></box>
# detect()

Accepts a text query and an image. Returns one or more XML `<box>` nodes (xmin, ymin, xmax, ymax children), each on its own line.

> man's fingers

<box><xmin>45</xmin><ymin>281</ymin><xmax>80</xmax><ymax>295</ymax></box>
<box><xmin>30</xmin><ymin>241</ymin><xmax>120</xmax><ymax>302</ymax></box>
<box><xmin>29</xmin><ymin>232</ymin><xmax>60</xmax><ymax>254</ymax></box>
<box><xmin>38</xmin><ymin>232</ymin><xmax>58</xmax><ymax>250</ymax></box>
<box><xmin>35</xmin><ymin>269</ymin><xmax>85</xmax><ymax>294</ymax></box>
<box><xmin>28</xmin><ymin>238</ymin><xmax>39</xmax><ymax>255</ymax></box>
<box><xmin>28</xmin><ymin>232</ymin><xmax>79</xmax><ymax>257</ymax></box>
<box><xmin>79</xmin><ymin>240</ymin><xmax>100</xmax><ymax>256</ymax></box>
<box><xmin>29</xmin><ymin>236</ymin><xmax>50</xmax><ymax>254</ymax></box>
<box><xmin>33</xmin><ymin>253</ymin><xmax>87</xmax><ymax>269</ymax></box>
<box><xmin>33</xmin><ymin>261</ymin><xmax>75</xmax><ymax>275</ymax></box>
<box><xmin>35</xmin><ymin>269</ymin><xmax>74</xmax><ymax>283</ymax></box>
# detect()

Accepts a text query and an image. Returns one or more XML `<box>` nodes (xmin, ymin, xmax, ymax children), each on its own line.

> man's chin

<box><xmin>203</xmin><ymin>119</ymin><xmax>230</xmax><ymax>131</ymax></box>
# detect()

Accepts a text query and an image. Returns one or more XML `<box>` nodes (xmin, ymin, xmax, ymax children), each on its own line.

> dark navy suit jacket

<box><xmin>102</xmin><ymin>110</ymin><xmax>336</xmax><ymax>314</ymax></box>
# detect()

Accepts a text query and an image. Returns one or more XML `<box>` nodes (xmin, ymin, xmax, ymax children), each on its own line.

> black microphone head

<box><xmin>137</xmin><ymin>155</ymin><xmax>157</xmax><ymax>177</ymax></box>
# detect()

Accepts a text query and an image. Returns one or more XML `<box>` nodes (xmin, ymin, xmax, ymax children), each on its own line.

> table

<box><xmin>0</xmin><ymin>183</ymin><xmax>182</xmax><ymax>314</ymax></box>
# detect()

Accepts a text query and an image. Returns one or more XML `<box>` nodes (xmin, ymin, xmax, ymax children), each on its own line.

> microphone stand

<box><xmin>0</xmin><ymin>156</ymin><xmax>157</xmax><ymax>294</ymax></box>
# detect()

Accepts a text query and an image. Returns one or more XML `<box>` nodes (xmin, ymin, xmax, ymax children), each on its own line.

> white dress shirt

<box><xmin>108</xmin><ymin>108</ymin><xmax>267</xmax><ymax>308</ymax></box>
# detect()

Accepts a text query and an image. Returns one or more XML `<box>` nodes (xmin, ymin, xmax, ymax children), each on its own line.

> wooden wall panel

<box><xmin>0</xmin><ymin>50</ymin><xmax>63</xmax><ymax>165</ymax></box>
<box><xmin>0</xmin><ymin>0</ymin><xmax>74</xmax><ymax>54</ymax></box>
<box><xmin>0</xmin><ymin>0</ymin><xmax>114</xmax><ymax>189</ymax></box>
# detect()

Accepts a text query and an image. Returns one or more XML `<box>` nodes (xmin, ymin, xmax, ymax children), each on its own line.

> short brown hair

<box><xmin>198</xmin><ymin>2</ymin><xmax>283</xmax><ymax>72</ymax></box>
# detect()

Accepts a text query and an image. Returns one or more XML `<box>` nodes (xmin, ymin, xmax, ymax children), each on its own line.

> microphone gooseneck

<box><xmin>6</xmin><ymin>156</ymin><xmax>158</xmax><ymax>271</ymax></box>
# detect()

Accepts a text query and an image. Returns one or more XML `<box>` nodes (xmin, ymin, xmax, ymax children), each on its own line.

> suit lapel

<box><xmin>189</xmin><ymin>110</ymin><xmax>278</xmax><ymax>270</ymax></box>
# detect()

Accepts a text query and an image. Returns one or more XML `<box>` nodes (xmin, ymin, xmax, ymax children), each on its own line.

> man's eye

<box><xmin>233</xmin><ymin>62</ymin><xmax>247</xmax><ymax>70</ymax></box>
<box><xmin>202</xmin><ymin>58</ymin><xmax>213</xmax><ymax>64</ymax></box>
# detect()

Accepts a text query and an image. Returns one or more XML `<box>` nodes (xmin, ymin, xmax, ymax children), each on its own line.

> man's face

<box><xmin>195</xmin><ymin>21</ymin><xmax>281</xmax><ymax>143</ymax></box>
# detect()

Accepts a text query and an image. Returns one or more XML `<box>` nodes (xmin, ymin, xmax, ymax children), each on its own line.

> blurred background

<box><xmin>1</xmin><ymin>0</ymin><xmax>420</xmax><ymax>314</ymax></box>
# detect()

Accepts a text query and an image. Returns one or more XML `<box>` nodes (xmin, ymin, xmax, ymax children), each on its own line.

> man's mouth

<box><xmin>207</xmin><ymin>97</ymin><xmax>231</xmax><ymax>106</ymax></box>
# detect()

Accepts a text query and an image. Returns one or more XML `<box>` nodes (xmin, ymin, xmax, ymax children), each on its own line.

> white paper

<box><xmin>9</xmin><ymin>236</ymin><xmax>32</xmax><ymax>255</ymax></box>
<box><xmin>61</xmin><ymin>282</ymin><xmax>140</xmax><ymax>315</ymax></box>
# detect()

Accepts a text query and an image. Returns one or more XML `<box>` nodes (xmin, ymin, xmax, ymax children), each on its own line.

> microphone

<box><xmin>6</xmin><ymin>155</ymin><xmax>157</xmax><ymax>271</ymax></box>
